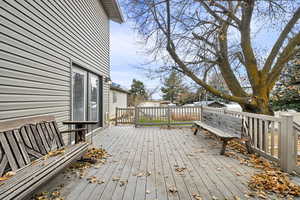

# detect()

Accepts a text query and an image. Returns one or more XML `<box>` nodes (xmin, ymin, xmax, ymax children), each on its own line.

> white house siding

<box><xmin>0</xmin><ymin>0</ymin><xmax>110</xmax><ymax>143</ymax></box>
<box><xmin>109</xmin><ymin>89</ymin><xmax>128</xmax><ymax>119</ymax></box>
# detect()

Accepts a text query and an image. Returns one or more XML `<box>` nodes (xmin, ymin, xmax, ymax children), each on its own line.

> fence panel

<box><xmin>115</xmin><ymin>107</ymin><xmax>135</xmax><ymax>125</ymax></box>
<box><xmin>169</xmin><ymin>106</ymin><xmax>201</xmax><ymax>125</ymax></box>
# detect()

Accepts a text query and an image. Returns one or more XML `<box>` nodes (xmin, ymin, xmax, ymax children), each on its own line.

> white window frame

<box><xmin>72</xmin><ymin>66</ymin><xmax>87</xmax><ymax>121</ymax></box>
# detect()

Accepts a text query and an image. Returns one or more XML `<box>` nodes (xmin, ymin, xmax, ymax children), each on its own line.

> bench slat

<box><xmin>19</xmin><ymin>127</ymin><xmax>33</xmax><ymax>150</ymax></box>
<box><xmin>51</xmin><ymin>121</ymin><xmax>65</xmax><ymax>147</ymax></box>
<box><xmin>5</xmin><ymin>131</ymin><xmax>26</xmax><ymax>168</ymax></box>
<box><xmin>194</xmin><ymin>121</ymin><xmax>238</xmax><ymax>138</ymax></box>
<box><xmin>35</xmin><ymin>124</ymin><xmax>50</xmax><ymax>153</ymax></box>
<box><xmin>30</xmin><ymin>125</ymin><xmax>47</xmax><ymax>155</ymax></box>
<box><xmin>0</xmin><ymin>155</ymin><xmax>8</xmax><ymax>175</ymax></box>
<box><xmin>13</xmin><ymin>130</ymin><xmax>30</xmax><ymax>165</ymax></box>
<box><xmin>25</xmin><ymin>147</ymin><xmax>43</xmax><ymax>159</ymax></box>
<box><xmin>24</xmin><ymin>125</ymin><xmax>40</xmax><ymax>153</ymax></box>
<box><xmin>0</xmin><ymin>133</ymin><xmax>18</xmax><ymax>171</ymax></box>
<box><xmin>39</xmin><ymin>123</ymin><xmax>52</xmax><ymax>148</ymax></box>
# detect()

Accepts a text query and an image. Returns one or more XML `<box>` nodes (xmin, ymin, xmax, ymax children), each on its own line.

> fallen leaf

<box><xmin>175</xmin><ymin>167</ymin><xmax>187</xmax><ymax>173</ymax></box>
<box><xmin>168</xmin><ymin>186</ymin><xmax>178</xmax><ymax>193</ymax></box>
<box><xmin>119</xmin><ymin>180</ymin><xmax>128</xmax><ymax>186</ymax></box>
<box><xmin>233</xmin><ymin>196</ymin><xmax>240</xmax><ymax>200</ymax></box>
<box><xmin>192</xmin><ymin>193</ymin><xmax>202</xmax><ymax>200</ymax></box>
<box><xmin>0</xmin><ymin>171</ymin><xmax>16</xmax><ymax>182</ymax></box>
<box><xmin>112</xmin><ymin>177</ymin><xmax>120</xmax><ymax>181</ymax></box>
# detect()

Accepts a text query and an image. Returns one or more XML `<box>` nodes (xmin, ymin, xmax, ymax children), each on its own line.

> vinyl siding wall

<box><xmin>109</xmin><ymin>89</ymin><xmax>128</xmax><ymax>119</ymax></box>
<box><xmin>0</xmin><ymin>0</ymin><xmax>110</xmax><ymax>141</ymax></box>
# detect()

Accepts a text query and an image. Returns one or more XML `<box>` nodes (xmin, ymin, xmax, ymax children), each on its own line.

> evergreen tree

<box><xmin>128</xmin><ymin>79</ymin><xmax>147</xmax><ymax>106</ymax></box>
<box><xmin>161</xmin><ymin>71</ymin><xmax>184</xmax><ymax>103</ymax></box>
<box><xmin>271</xmin><ymin>52</ymin><xmax>300</xmax><ymax>111</ymax></box>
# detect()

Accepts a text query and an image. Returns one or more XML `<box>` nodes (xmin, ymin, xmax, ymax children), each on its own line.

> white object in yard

<box><xmin>225</xmin><ymin>103</ymin><xmax>242</xmax><ymax>112</ymax></box>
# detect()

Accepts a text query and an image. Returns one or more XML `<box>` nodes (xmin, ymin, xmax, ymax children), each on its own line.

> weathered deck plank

<box><xmin>35</xmin><ymin>126</ymin><xmax>261</xmax><ymax>200</ymax></box>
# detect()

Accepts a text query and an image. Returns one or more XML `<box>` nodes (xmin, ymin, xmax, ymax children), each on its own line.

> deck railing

<box><xmin>115</xmin><ymin>107</ymin><xmax>135</xmax><ymax>125</ymax></box>
<box><xmin>135</xmin><ymin>106</ymin><xmax>202</xmax><ymax>126</ymax></box>
<box><xmin>115</xmin><ymin>106</ymin><xmax>201</xmax><ymax>126</ymax></box>
<box><xmin>116</xmin><ymin>106</ymin><xmax>298</xmax><ymax>172</ymax></box>
<box><xmin>203</xmin><ymin>106</ymin><xmax>298</xmax><ymax>173</ymax></box>
<box><xmin>294</xmin><ymin>121</ymin><xmax>300</xmax><ymax>173</ymax></box>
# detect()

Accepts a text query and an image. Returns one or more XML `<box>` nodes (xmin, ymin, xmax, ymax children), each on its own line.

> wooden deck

<box><xmin>35</xmin><ymin>126</ymin><xmax>261</xmax><ymax>200</ymax></box>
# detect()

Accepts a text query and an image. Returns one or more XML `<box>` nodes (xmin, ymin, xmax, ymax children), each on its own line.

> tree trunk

<box><xmin>240</xmin><ymin>95</ymin><xmax>274</xmax><ymax>116</ymax></box>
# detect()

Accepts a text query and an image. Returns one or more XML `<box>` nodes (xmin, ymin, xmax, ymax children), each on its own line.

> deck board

<box><xmin>34</xmin><ymin>126</ymin><xmax>262</xmax><ymax>200</ymax></box>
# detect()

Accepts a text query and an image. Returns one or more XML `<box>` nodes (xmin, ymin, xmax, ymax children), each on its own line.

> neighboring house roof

<box><xmin>110</xmin><ymin>85</ymin><xmax>130</xmax><ymax>94</ymax></box>
<box><xmin>101</xmin><ymin>0</ymin><xmax>124</xmax><ymax>23</ymax></box>
<box><xmin>195</xmin><ymin>101</ymin><xmax>226</xmax><ymax>107</ymax></box>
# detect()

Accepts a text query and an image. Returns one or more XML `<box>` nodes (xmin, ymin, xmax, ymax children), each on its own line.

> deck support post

<box><xmin>167</xmin><ymin>106</ymin><xmax>171</xmax><ymax>128</ymax></box>
<box><xmin>280</xmin><ymin>113</ymin><xmax>296</xmax><ymax>173</ymax></box>
<box><xmin>115</xmin><ymin>107</ymin><xmax>118</xmax><ymax>126</ymax></box>
<box><xmin>134</xmin><ymin>107</ymin><xmax>138</xmax><ymax>128</ymax></box>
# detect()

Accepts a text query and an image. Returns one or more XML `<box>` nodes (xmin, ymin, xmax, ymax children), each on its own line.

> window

<box><xmin>72</xmin><ymin>64</ymin><xmax>102</xmax><ymax>126</ymax></box>
<box><xmin>113</xmin><ymin>91</ymin><xmax>117</xmax><ymax>103</ymax></box>
<box><xmin>72</xmin><ymin>67</ymin><xmax>87</xmax><ymax>121</ymax></box>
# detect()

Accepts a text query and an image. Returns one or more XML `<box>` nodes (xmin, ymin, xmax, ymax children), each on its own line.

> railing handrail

<box><xmin>202</xmin><ymin>106</ymin><xmax>282</xmax><ymax>122</ymax></box>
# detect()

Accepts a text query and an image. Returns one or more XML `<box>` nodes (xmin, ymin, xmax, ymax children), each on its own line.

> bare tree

<box><xmin>124</xmin><ymin>0</ymin><xmax>300</xmax><ymax>115</ymax></box>
<box><xmin>146</xmin><ymin>86</ymin><xmax>159</xmax><ymax>100</ymax></box>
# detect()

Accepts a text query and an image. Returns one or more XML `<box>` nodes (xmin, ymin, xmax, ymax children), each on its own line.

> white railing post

<box><xmin>115</xmin><ymin>107</ymin><xmax>118</xmax><ymax>126</ymax></box>
<box><xmin>279</xmin><ymin>113</ymin><xmax>296</xmax><ymax>173</ymax></box>
<box><xmin>134</xmin><ymin>107</ymin><xmax>138</xmax><ymax>128</ymax></box>
<box><xmin>167</xmin><ymin>106</ymin><xmax>171</xmax><ymax>127</ymax></box>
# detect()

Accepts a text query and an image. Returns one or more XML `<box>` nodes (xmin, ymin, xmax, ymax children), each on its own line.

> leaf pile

<box><xmin>227</xmin><ymin>139</ymin><xmax>248</xmax><ymax>154</ymax></box>
<box><xmin>65</xmin><ymin>147</ymin><xmax>109</xmax><ymax>178</ymax></box>
<box><xmin>33</xmin><ymin>184</ymin><xmax>64</xmax><ymax>200</ymax></box>
<box><xmin>225</xmin><ymin>140</ymin><xmax>300</xmax><ymax>198</ymax></box>
<box><xmin>247</xmin><ymin>155</ymin><xmax>300</xmax><ymax>197</ymax></box>
<box><xmin>249</xmin><ymin>170</ymin><xmax>300</xmax><ymax>197</ymax></box>
<box><xmin>43</xmin><ymin>149</ymin><xmax>65</xmax><ymax>160</ymax></box>
<box><xmin>83</xmin><ymin>147</ymin><xmax>108</xmax><ymax>161</ymax></box>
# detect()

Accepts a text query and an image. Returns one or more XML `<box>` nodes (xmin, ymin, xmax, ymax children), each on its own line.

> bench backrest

<box><xmin>0</xmin><ymin>116</ymin><xmax>65</xmax><ymax>176</ymax></box>
<box><xmin>202</xmin><ymin>110</ymin><xmax>242</xmax><ymax>137</ymax></box>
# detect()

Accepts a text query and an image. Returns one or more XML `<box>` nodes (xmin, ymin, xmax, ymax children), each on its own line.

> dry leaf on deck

<box><xmin>175</xmin><ymin>167</ymin><xmax>187</xmax><ymax>173</ymax></box>
<box><xmin>168</xmin><ymin>186</ymin><xmax>178</xmax><ymax>193</ymax></box>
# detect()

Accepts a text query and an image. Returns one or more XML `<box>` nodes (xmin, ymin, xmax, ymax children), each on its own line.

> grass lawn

<box><xmin>137</xmin><ymin>118</ymin><xmax>194</xmax><ymax>126</ymax></box>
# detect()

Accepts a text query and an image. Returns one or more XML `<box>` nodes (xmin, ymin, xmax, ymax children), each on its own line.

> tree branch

<box><xmin>267</xmin><ymin>32</ymin><xmax>300</xmax><ymax>88</ymax></box>
<box><xmin>262</xmin><ymin>7</ymin><xmax>300</xmax><ymax>73</ymax></box>
<box><xmin>240</xmin><ymin>0</ymin><xmax>260</xmax><ymax>91</ymax></box>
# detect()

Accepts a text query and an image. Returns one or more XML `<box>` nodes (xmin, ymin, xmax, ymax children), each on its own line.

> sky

<box><xmin>109</xmin><ymin>2</ymin><xmax>298</xmax><ymax>100</ymax></box>
<box><xmin>110</xmin><ymin>21</ymin><xmax>162</xmax><ymax>99</ymax></box>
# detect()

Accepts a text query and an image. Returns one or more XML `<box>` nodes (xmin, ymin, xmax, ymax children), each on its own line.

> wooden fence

<box><xmin>115</xmin><ymin>106</ymin><xmax>201</xmax><ymax>126</ymax></box>
<box><xmin>115</xmin><ymin>107</ymin><xmax>135</xmax><ymax>125</ymax></box>
<box><xmin>116</xmin><ymin>106</ymin><xmax>299</xmax><ymax>172</ymax></box>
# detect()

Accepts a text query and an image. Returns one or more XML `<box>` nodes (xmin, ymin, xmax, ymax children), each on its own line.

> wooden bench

<box><xmin>193</xmin><ymin>110</ymin><xmax>251</xmax><ymax>155</ymax></box>
<box><xmin>0</xmin><ymin>116</ymin><xmax>89</xmax><ymax>200</ymax></box>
